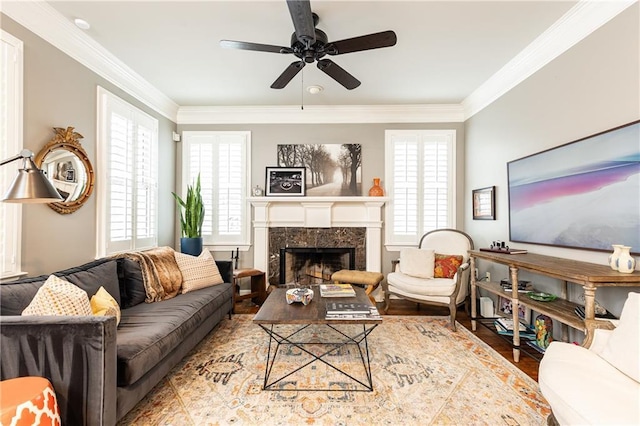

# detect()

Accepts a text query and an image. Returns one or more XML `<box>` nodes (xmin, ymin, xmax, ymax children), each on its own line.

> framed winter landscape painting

<box><xmin>507</xmin><ymin>120</ymin><xmax>640</xmax><ymax>254</ymax></box>
<box><xmin>277</xmin><ymin>144</ymin><xmax>361</xmax><ymax>196</ymax></box>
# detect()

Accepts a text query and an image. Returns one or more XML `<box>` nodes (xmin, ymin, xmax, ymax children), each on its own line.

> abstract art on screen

<box><xmin>277</xmin><ymin>144</ymin><xmax>362</xmax><ymax>196</ymax></box>
<box><xmin>507</xmin><ymin>120</ymin><xmax>640</xmax><ymax>254</ymax></box>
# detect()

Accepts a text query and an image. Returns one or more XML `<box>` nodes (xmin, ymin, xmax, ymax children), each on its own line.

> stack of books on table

<box><xmin>319</xmin><ymin>284</ymin><xmax>356</xmax><ymax>297</ymax></box>
<box><xmin>325</xmin><ymin>302</ymin><xmax>381</xmax><ymax>320</ymax></box>
<box><xmin>499</xmin><ymin>279</ymin><xmax>533</xmax><ymax>293</ymax></box>
<box><xmin>494</xmin><ymin>317</ymin><xmax>536</xmax><ymax>340</ymax></box>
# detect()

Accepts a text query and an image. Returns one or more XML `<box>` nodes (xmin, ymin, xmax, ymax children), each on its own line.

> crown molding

<box><xmin>462</xmin><ymin>0</ymin><xmax>637</xmax><ymax>119</ymax></box>
<box><xmin>1</xmin><ymin>0</ymin><xmax>179</xmax><ymax>122</ymax></box>
<box><xmin>177</xmin><ymin>104</ymin><xmax>465</xmax><ymax>124</ymax></box>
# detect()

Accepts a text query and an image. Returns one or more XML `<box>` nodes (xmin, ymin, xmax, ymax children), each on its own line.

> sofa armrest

<box><xmin>0</xmin><ymin>315</ymin><xmax>117</xmax><ymax>426</ymax></box>
<box><xmin>216</xmin><ymin>260</ymin><xmax>233</xmax><ymax>284</ymax></box>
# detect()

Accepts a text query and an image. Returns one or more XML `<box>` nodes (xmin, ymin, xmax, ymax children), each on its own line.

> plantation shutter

<box><xmin>385</xmin><ymin>130</ymin><xmax>456</xmax><ymax>247</ymax></box>
<box><xmin>97</xmin><ymin>87</ymin><xmax>158</xmax><ymax>256</ymax></box>
<box><xmin>182</xmin><ymin>131</ymin><xmax>250</xmax><ymax>247</ymax></box>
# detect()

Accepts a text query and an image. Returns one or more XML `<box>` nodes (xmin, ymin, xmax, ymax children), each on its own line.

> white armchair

<box><xmin>383</xmin><ymin>229</ymin><xmax>474</xmax><ymax>330</ymax></box>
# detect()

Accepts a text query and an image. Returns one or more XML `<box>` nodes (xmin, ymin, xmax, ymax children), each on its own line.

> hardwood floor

<box><xmin>234</xmin><ymin>295</ymin><xmax>540</xmax><ymax>382</ymax></box>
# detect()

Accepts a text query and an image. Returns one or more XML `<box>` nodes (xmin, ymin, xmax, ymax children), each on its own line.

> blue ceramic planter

<box><xmin>180</xmin><ymin>237</ymin><xmax>203</xmax><ymax>256</ymax></box>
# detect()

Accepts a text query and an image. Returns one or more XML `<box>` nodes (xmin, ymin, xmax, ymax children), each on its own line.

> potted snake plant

<box><xmin>172</xmin><ymin>174</ymin><xmax>205</xmax><ymax>256</ymax></box>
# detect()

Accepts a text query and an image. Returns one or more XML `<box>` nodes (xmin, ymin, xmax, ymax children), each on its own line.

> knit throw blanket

<box><xmin>113</xmin><ymin>246</ymin><xmax>183</xmax><ymax>302</ymax></box>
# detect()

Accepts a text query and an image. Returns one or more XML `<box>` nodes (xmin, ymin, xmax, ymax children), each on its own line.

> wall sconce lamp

<box><xmin>1</xmin><ymin>149</ymin><xmax>63</xmax><ymax>203</ymax></box>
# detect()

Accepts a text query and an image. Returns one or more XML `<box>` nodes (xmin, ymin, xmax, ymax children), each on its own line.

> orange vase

<box><xmin>368</xmin><ymin>178</ymin><xmax>384</xmax><ymax>196</ymax></box>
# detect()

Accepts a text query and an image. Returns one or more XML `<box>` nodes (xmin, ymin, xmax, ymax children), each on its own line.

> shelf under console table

<box><xmin>468</xmin><ymin>250</ymin><xmax>640</xmax><ymax>362</ymax></box>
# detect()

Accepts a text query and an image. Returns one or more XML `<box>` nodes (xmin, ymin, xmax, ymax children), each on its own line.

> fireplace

<box><xmin>280</xmin><ymin>247</ymin><xmax>356</xmax><ymax>285</ymax></box>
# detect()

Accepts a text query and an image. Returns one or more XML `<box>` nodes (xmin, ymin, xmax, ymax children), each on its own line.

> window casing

<box><xmin>385</xmin><ymin>129</ymin><xmax>456</xmax><ymax>248</ymax></box>
<box><xmin>1</xmin><ymin>31</ymin><xmax>24</xmax><ymax>280</ymax></box>
<box><xmin>181</xmin><ymin>131</ymin><xmax>251</xmax><ymax>249</ymax></box>
<box><xmin>96</xmin><ymin>87</ymin><xmax>158</xmax><ymax>257</ymax></box>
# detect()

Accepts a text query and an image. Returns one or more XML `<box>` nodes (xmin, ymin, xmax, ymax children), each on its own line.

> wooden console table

<box><xmin>469</xmin><ymin>250</ymin><xmax>640</xmax><ymax>362</ymax></box>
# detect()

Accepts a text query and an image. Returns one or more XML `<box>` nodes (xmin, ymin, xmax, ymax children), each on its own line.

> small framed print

<box><xmin>265</xmin><ymin>167</ymin><xmax>306</xmax><ymax>196</ymax></box>
<box><xmin>498</xmin><ymin>296</ymin><xmax>531</xmax><ymax>323</ymax></box>
<box><xmin>472</xmin><ymin>186</ymin><xmax>496</xmax><ymax>220</ymax></box>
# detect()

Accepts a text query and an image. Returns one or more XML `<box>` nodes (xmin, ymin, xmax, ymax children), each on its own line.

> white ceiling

<box><xmin>44</xmin><ymin>0</ymin><xmax>579</xmax><ymax>108</ymax></box>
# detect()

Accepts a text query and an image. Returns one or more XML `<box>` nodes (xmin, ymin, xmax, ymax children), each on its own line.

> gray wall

<box><xmin>1</xmin><ymin>15</ymin><xmax>177</xmax><ymax>276</ymax></box>
<box><xmin>464</xmin><ymin>4</ymin><xmax>640</xmax><ymax>317</ymax></box>
<box><xmin>177</xmin><ymin>122</ymin><xmax>465</xmax><ymax>273</ymax></box>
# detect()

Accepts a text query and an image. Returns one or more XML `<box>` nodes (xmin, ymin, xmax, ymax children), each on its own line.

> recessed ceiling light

<box><xmin>74</xmin><ymin>18</ymin><xmax>90</xmax><ymax>30</ymax></box>
<box><xmin>306</xmin><ymin>85</ymin><xmax>323</xmax><ymax>95</ymax></box>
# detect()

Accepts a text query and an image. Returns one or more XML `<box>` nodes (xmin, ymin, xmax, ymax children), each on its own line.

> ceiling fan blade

<box><xmin>220</xmin><ymin>39</ymin><xmax>291</xmax><ymax>54</ymax></box>
<box><xmin>286</xmin><ymin>0</ymin><xmax>315</xmax><ymax>46</ymax></box>
<box><xmin>325</xmin><ymin>30</ymin><xmax>397</xmax><ymax>55</ymax></box>
<box><xmin>271</xmin><ymin>61</ymin><xmax>306</xmax><ymax>89</ymax></box>
<box><xmin>317</xmin><ymin>59</ymin><xmax>360</xmax><ymax>90</ymax></box>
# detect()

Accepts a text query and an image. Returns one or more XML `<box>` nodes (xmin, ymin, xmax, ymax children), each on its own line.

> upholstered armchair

<box><xmin>383</xmin><ymin>229</ymin><xmax>474</xmax><ymax>330</ymax></box>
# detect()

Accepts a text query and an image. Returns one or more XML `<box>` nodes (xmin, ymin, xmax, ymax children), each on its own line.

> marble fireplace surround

<box><xmin>249</xmin><ymin>197</ymin><xmax>388</xmax><ymax>285</ymax></box>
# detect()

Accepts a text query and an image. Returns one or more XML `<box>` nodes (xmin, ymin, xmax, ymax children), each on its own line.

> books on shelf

<box><xmin>499</xmin><ymin>279</ymin><xmax>533</xmax><ymax>292</ymax></box>
<box><xmin>494</xmin><ymin>318</ymin><xmax>536</xmax><ymax>339</ymax></box>
<box><xmin>526</xmin><ymin>340</ymin><xmax>547</xmax><ymax>354</ymax></box>
<box><xmin>574</xmin><ymin>305</ymin><xmax>617</xmax><ymax>321</ymax></box>
<box><xmin>319</xmin><ymin>284</ymin><xmax>356</xmax><ymax>297</ymax></box>
<box><xmin>495</xmin><ymin>317</ymin><xmax>529</xmax><ymax>332</ymax></box>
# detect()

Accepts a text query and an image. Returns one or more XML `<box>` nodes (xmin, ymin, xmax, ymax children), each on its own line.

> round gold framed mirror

<box><xmin>35</xmin><ymin>127</ymin><xmax>95</xmax><ymax>214</ymax></box>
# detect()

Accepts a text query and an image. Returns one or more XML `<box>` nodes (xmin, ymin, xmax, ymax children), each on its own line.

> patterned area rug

<box><xmin>119</xmin><ymin>315</ymin><xmax>550</xmax><ymax>425</ymax></box>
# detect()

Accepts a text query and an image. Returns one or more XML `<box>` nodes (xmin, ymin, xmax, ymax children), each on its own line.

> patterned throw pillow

<box><xmin>174</xmin><ymin>249</ymin><xmax>224</xmax><ymax>293</ymax></box>
<box><xmin>434</xmin><ymin>254</ymin><xmax>464</xmax><ymax>279</ymax></box>
<box><xmin>22</xmin><ymin>275</ymin><xmax>92</xmax><ymax>316</ymax></box>
<box><xmin>91</xmin><ymin>286</ymin><xmax>121</xmax><ymax>326</ymax></box>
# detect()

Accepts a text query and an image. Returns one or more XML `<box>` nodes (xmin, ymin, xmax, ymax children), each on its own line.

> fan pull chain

<box><xmin>300</xmin><ymin>65</ymin><xmax>304</xmax><ymax>110</ymax></box>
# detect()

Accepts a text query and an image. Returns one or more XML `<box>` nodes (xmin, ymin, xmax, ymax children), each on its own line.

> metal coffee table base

<box><xmin>258</xmin><ymin>323</ymin><xmax>378</xmax><ymax>392</ymax></box>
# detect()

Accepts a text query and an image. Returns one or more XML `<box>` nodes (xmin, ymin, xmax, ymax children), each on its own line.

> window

<box><xmin>0</xmin><ymin>31</ymin><xmax>24</xmax><ymax>279</ymax></box>
<box><xmin>385</xmin><ymin>129</ymin><xmax>456</xmax><ymax>248</ymax></box>
<box><xmin>96</xmin><ymin>87</ymin><xmax>158</xmax><ymax>257</ymax></box>
<box><xmin>181</xmin><ymin>131</ymin><xmax>250</xmax><ymax>249</ymax></box>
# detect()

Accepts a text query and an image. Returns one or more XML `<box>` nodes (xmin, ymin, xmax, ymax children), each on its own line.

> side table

<box><xmin>233</xmin><ymin>268</ymin><xmax>267</xmax><ymax>313</ymax></box>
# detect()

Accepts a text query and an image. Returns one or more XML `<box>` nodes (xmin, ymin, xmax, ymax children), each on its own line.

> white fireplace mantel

<box><xmin>249</xmin><ymin>196</ymin><xmax>389</xmax><ymax>275</ymax></box>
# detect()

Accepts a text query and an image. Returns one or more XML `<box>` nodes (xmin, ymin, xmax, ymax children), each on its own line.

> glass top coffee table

<box><xmin>253</xmin><ymin>286</ymin><xmax>382</xmax><ymax>391</ymax></box>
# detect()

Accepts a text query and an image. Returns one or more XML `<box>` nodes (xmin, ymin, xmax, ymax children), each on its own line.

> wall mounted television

<box><xmin>507</xmin><ymin>120</ymin><xmax>640</xmax><ymax>255</ymax></box>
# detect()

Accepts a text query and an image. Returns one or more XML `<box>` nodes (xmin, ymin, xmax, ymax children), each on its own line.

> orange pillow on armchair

<box><xmin>434</xmin><ymin>254</ymin><xmax>464</xmax><ymax>279</ymax></box>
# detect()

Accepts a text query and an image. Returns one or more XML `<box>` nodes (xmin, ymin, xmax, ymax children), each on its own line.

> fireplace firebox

<box><xmin>279</xmin><ymin>247</ymin><xmax>355</xmax><ymax>285</ymax></box>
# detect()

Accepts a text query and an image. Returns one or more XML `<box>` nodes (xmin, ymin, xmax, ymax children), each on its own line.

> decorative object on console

<box><xmin>276</xmin><ymin>144</ymin><xmax>361</xmax><ymax>196</ymax></box>
<box><xmin>609</xmin><ymin>244</ymin><xmax>624</xmax><ymax>270</ymax></box>
<box><xmin>534</xmin><ymin>314</ymin><xmax>553</xmax><ymax>349</ymax></box>
<box><xmin>508</xmin><ymin>120</ymin><xmax>640</xmax><ymax>254</ymax></box>
<box><xmin>285</xmin><ymin>288</ymin><xmax>313</xmax><ymax>305</ymax></box>
<box><xmin>266</xmin><ymin>167</ymin><xmax>306</xmax><ymax>196</ymax></box>
<box><xmin>172</xmin><ymin>174</ymin><xmax>204</xmax><ymax>256</ymax></box>
<box><xmin>472</xmin><ymin>186</ymin><xmax>495</xmax><ymax>220</ymax></box>
<box><xmin>368</xmin><ymin>177</ymin><xmax>384</xmax><ymax>196</ymax></box>
<box><xmin>252</xmin><ymin>185</ymin><xmax>264</xmax><ymax>196</ymax></box>
<box><xmin>616</xmin><ymin>245</ymin><xmax>636</xmax><ymax>273</ymax></box>
<box><xmin>34</xmin><ymin>126</ymin><xmax>95</xmax><ymax>214</ymax></box>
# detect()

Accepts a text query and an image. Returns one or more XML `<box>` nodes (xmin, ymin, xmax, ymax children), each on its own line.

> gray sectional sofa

<box><xmin>0</xmin><ymin>256</ymin><xmax>234</xmax><ymax>425</ymax></box>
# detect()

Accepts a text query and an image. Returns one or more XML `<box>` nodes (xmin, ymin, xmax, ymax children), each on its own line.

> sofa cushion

<box><xmin>116</xmin><ymin>282</ymin><xmax>232</xmax><ymax>386</ymax></box>
<box><xmin>539</xmin><ymin>341</ymin><xmax>640</xmax><ymax>425</ymax></box>
<box><xmin>174</xmin><ymin>249</ymin><xmax>223</xmax><ymax>294</ymax></box>
<box><xmin>399</xmin><ymin>248</ymin><xmax>435</xmax><ymax>278</ymax></box>
<box><xmin>22</xmin><ymin>275</ymin><xmax>92</xmax><ymax>316</ymax></box>
<box><xmin>91</xmin><ymin>286</ymin><xmax>121</xmax><ymax>326</ymax></box>
<box><xmin>55</xmin><ymin>259</ymin><xmax>121</xmax><ymax>306</ymax></box>
<box><xmin>0</xmin><ymin>275</ymin><xmax>48</xmax><ymax>315</ymax></box>
<box><xmin>387</xmin><ymin>271</ymin><xmax>455</xmax><ymax>297</ymax></box>
<box><xmin>119</xmin><ymin>259</ymin><xmax>147</xmax><ymax>308</ymax></box>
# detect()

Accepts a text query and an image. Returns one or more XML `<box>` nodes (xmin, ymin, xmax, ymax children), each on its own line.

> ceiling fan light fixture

<box><xmin>307</xmin><ymin>85</ymin><xmax>323</xmax><ymax>94</ymax></box>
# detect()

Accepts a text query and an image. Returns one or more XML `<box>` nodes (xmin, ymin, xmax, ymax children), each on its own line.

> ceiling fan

<box><xmin>220</xmin><ymin>0</ymin><xmax>397</xmax><ymax>90</ymax></box>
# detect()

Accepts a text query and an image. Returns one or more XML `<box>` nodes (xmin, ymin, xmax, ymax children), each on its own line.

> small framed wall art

<box><xmin>265</xmin><ymin>167</ymin><xmax>306</xmax><ymax>196</ymax></box>
<box><xmin>472</xmin><ymin>186</ymin><xmax>495</xmax><ymax>220</ymax></box>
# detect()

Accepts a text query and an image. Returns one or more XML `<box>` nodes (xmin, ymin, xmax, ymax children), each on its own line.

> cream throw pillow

<box><xmin>399</xmin><ymin>248</ymin><xmax>435</xmax><ymax>279</ymax></box>
<box><xmin>91</xmin><ymin>286</ymin><xmax>121</xmax><ymax>326</ymax></box>
<box><xmin>22</xmin><ymin>275</ymin><xmax>92</xmax><ymax>316</ymax></box>
<box><xmin>600</xmin><ymin>292</ymin><xmax>639</xmax><ymax>382</ymax></box>
<box><xmin>175</xmin><ymin>249</ymin><xmax>224</xmax><ymax>293</ymax></box>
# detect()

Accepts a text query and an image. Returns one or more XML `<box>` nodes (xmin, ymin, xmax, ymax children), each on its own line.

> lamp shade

<box><xmin>2</xmin><ymin>158</ymin><xmax>63</xmax><ymax>203</ymax></box>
